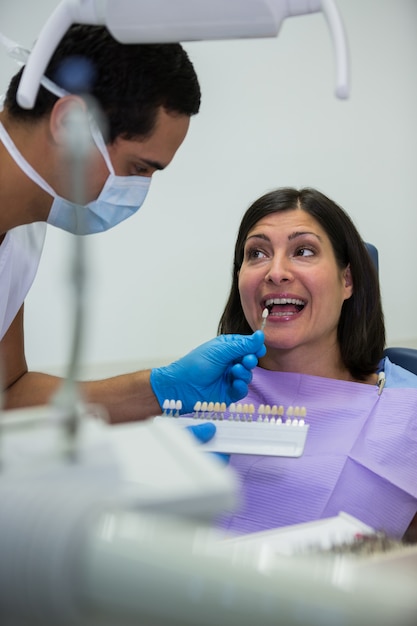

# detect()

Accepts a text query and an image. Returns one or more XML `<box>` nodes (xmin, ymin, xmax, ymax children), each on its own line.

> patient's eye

<box><xmin>245</xmin><ymin>246</ymin><xmax>268</xmax><ymax>261</ymax></box>
<box><xmin>295</xmin><ymin>246</ymin><xmax>314</xmax><ymax>257</ymax></box>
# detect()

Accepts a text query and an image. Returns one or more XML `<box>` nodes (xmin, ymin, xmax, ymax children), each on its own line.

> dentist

<box><xmin>0</xmin><ymin>24</ymin><xmax>265</xmax><ymax>424</ymax></box>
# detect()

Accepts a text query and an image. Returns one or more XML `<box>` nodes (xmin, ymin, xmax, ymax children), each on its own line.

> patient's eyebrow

<box><xmin>288</xmin><ymin>230</ymin><xmax>322</xmax><ymax>242</ymax></box>
<box><xmin>245</xmin><ymin>233</ymin><xmax>270</xmax><ymax>243</ymax></box>
<box><xmin>245</xmin><ymin>230</ymin><xmax>322</xmax><ymax>243</ymax></box>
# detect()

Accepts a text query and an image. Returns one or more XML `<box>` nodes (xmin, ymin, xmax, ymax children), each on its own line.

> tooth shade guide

<box><xmin>264</xmin><ymin>404</ymin><xmax>271</xmax><ymax>423</ymax></box>
<box><xmin>261</xmin><ymin>307</ymin><xmax>269</xmax><ymax>330</ymax></box>
<box><xmin>156</xmin><ymin>400</ymin><xmax>309</xmax><ymax>457</ymax></box>
<box><xmin>286</xmin><ymin>405</ymin><xmax>293</xmax><ymax>425</ymax></box>
<box><xmin>161</xmin><ymin>399</ymin><xmax>307</xmax><ymax>426</ymax></box>
<box><xmin>162</xmin><ymin>398</ymin><xmax>182</xmax><ymax>416</ymax></box>
<box><xmin>221</xmin><ymin>402</ymin><xmax>227</xmax><ymax>419</ymax></box>
<box><xmin>248</xmin><ymin>403</ymin><xmax>255</xmax><ymax>421</ymax></box>
<box><xmin>217</xmin><ymin>402</ymin><xmax>226</xmax><ymax>420</ymax></box>
<box><xmin>193</xmin><ymin>400</ymin><xmax>202</xmax><ymax>418</ymax></box>
<box><xmin>257</xmin><ymin>403</ymin><xmax>265</xmax><ymax>422</ymax></box>
<box><xmin>235</xmin><ymin>403</ymin><xmax>243</xmax><ymax>420</ymax></box>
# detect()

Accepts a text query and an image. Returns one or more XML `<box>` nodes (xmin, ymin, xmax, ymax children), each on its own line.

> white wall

<box><xmin>1</xmin><ymin>0</ymin><xmax>416</xmax><ymax>378</ymax></box>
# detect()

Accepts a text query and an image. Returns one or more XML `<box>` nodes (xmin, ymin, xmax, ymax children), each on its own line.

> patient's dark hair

<box><xmin>218</xmin><ymin>187</ymin><xmax>385</xmax><ymax>380</ymax></box>
<box><xmin>5</xmin><ymin>24</ymin><xmax>201</xmax><ymax>142</ymax></box>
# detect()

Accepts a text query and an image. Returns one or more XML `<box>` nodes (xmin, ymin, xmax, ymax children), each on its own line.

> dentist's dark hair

<box><xmin>5</xmin><ymin>24</ymin><xmax>200</xmax><ymax>142</ymax></box>
<box><xmin>218</xmin><ymin>187</ymin><xmax>385</xmax><ymax>380</ymax></box>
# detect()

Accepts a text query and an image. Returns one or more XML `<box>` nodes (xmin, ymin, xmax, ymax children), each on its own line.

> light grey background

<box><xmin>1</xmin><ymin>0</ymin><xmax>416</xmax><ymax>378</ymax></box>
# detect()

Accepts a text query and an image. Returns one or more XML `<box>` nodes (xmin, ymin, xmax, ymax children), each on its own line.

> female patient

<box><xmin>217</xmin><ymin>187</ymin><xmax>417</xmax><ymax>541</ymax></box>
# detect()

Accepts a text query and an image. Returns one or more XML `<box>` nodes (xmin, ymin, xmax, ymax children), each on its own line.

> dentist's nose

<box><xmin>265</xmin><ymin>254</ymin><xmax>293</xmax><ymax>284</ymax></box>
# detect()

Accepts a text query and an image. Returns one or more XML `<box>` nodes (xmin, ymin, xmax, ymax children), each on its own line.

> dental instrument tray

<box><xmin>154</xmin><ymin>400</ymin><xmax>309</xmax><ymax>457</ymax></box>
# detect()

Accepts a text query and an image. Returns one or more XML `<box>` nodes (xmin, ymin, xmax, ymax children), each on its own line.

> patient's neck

<box><xmin>259</xmin><ymin>344</ymin><xmax>376</xmax><ymax>385</ymax></box>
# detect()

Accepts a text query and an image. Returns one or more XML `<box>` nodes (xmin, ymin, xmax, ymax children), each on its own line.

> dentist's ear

<box><xmin>49</xmin><ymin>95</ymin><xmax>88</xmax><ymax>146</ymax></box>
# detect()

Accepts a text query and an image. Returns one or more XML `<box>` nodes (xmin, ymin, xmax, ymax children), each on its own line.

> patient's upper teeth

<box><xmin>265</xmin><ymin>297</ymin><xmax>304</xmax><ymax>306</ymax></box>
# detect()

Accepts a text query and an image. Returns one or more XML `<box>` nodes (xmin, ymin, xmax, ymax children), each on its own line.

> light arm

<box><xmin>16</xmin><ymin>0</ymin><xmax>350</xmax><ymax>109</ymax></box>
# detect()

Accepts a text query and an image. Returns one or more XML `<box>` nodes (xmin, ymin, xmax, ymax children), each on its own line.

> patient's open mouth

<box><xmin>264</xmin><ymin>297</ymin><xmax>306</xmax><ymax>316</ymax></box>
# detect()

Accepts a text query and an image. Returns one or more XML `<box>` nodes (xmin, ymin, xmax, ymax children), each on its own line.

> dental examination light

<box><xmin>16</xmin><ymin>0</ymin><xmax>350</xmax><ymax>110</ymax></box>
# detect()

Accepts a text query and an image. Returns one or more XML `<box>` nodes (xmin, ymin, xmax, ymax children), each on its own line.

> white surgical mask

<box><xmin>0</xmin><ymin>119</ymin><xmax>151</xmax><ymax>236</ymax></box>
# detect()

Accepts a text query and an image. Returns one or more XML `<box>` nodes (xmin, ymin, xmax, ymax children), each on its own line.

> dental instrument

<box><xmin>377</xmin><ymin>371</ymin><xmax>386</xmax><ymax>395</ymax></box>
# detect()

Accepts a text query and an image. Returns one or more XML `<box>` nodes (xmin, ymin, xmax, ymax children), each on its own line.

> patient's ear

<box><xmin>343</xmin><ymin>264</ymin><xmax>353</xmax><ymax>298</ymax></box>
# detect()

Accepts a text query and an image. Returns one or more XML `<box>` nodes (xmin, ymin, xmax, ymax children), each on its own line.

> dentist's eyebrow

<box><xmin>141</xmin><ymin>157</ymin><xmax>165</xmax><ymax>171</ymax></box>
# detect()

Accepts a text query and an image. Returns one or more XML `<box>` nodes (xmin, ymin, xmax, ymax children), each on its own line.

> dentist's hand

<box><xmin>186</xmin><ymin>422</ymin><xmax>230</xmax><ymax>465</ymax></box>
<box><xmin>150</xmin><ymin>331</ymin><xmax>266</xmax><ymax>414</ymax></box>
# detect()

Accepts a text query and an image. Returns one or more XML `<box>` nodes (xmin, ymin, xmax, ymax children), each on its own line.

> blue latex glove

<box><xmin>187</xmin><ymin>422</ymin><xmax>230</xmax><ymax>465</ymax></box>
<box><xmin>150</xmin><ymin>331</ymin><xmax>266</xmax><ymax>414</ymax></box>
<box><xmin>187</xmin><ymin>421</ymin><xmax>216</xmax><ymax>443</ymax></box>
